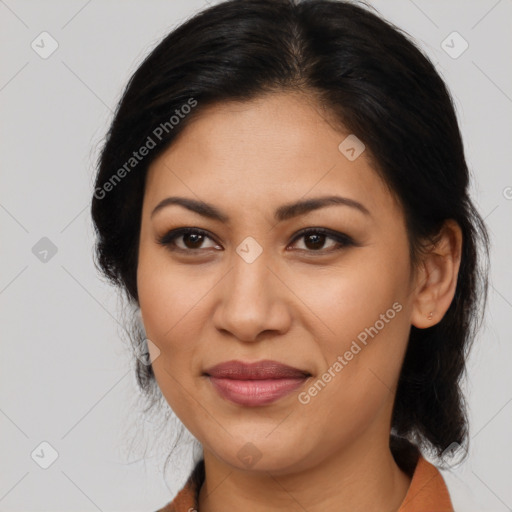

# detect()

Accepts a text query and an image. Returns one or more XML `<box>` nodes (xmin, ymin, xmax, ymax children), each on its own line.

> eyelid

<box><xmin>288</xmin><ymin>227</ymin><xmax>354</xmax><ymax>250</ymax></box>
<box><xmin>156</xmin><ymin>226</ymin><xmax>355</xmax><ymax>254</ymax></box>
<box><xmin>156</xmin><ymin>227</ymin><xmax>221</xmax><ymax>250</ymax></box>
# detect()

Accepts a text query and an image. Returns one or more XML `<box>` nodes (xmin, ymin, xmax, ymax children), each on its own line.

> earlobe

<box><xmin>410</xmin><ymin>220</ymin><xmax>463</xmax><ymax>329</ymax></box>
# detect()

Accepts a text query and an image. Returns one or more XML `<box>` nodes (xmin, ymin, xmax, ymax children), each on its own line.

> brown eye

<box><xmin>157</xmin><ymin>227</ymin><xmax>354</xmax><ymax>256</ymax></box>
<box><xmin>157</xmin><ymin>228</ymin><xmax>220</xmax><ymax>252</ymax></box>
<box><xmin>303</xmin><ymin>232</ymin><xmax>330</xmax><ymax>250</ymax></box>
<box><xmin>289</xmin><ymin>228</ymin><xmax>354</xmax><ymax>253</ymax></box>
<box><xmin>181</xmin><ymin>232</ymin><xmax>206</xmax><ymax>249</ymax></box>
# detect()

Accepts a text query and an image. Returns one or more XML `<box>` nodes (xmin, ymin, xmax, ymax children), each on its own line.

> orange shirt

<box><xmin>156</xmin><ymin>455</ymin><xmax>453</xmax><ymax>512</ymax></box>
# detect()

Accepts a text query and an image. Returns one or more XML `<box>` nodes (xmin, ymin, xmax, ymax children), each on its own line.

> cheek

<box><xmin>297</xmin><ymin>301</ymin><xmax>409</xmax><ymax>453</ymax></box>
<box><xmin>304</xmin><ymin>249</ymin><xmax>408</xmax><ymax>346</ymax></box>
<box><xmin>136</xmin><ymin>245</ymin><xmax>201</xmax><ymax>381</ymax></box>
<box><xmin>137</xmin><ymin>242</ymin><xmax>211</xmax><ymax>343</ymax></box>
<box><xmin>298</xmin><ymin>249</ymin><xmax>411</xmax><ymax>419</ymax></box>
<box><xmin>137</xmin><ymin>252</ymin><xmax>211</xmax><ymax>434</ymax></box>
<box><xmin>136</xmin><ymin>244</ymin><xmax>225</xmax><ymax>400</ymax></box>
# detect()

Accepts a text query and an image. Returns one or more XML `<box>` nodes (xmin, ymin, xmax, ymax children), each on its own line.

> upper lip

<box><xmin>204</xmin><ymin>360</ymin><xmax>311</xmax><ymax>380</ymax></box>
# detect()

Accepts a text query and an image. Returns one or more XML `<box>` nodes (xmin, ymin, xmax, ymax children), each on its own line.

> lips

<box><xmin>204</xmin><ymin>360</ymin><xmax>311</xmax><ymax>406</ymax></box>
<box><xmin>204</xmin><ymin>359</ymin><xmax>310</xmax><ymax>379</ymax></box>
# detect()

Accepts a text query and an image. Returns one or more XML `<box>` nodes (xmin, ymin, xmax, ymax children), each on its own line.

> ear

<box><xmin>410</xmin><ymin>219</ymin><xmax>463</xmax><ymax>329</ymax></box>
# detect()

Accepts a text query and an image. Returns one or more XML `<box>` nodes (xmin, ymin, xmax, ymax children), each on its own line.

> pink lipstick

<box><xmin>204</xmin><ymin>360</ymin><xmax>310</xmax><ymax>406</ymax></box>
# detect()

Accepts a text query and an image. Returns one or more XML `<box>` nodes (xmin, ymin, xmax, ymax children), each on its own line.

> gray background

<box><xmin>1</xmin><ymin>0</ymin><xmax>511</xmax><ymax>510</ymax></box>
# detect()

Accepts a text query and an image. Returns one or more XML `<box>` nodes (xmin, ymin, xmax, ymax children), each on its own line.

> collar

<box><xmin>157</xmin><ymin>455</ymin><xmax>454</xmax><ymax>512</ymax></box>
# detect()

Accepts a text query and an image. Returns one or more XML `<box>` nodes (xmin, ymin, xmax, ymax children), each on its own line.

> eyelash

<box><xmin>156</xmin><ymin>227</ymin><xmax>355</xmax><ymax>255</ymax></box>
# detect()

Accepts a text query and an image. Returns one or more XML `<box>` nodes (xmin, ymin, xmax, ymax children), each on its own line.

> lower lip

<box><xmin>208</xmin><ymin>376</ymin><xmax>308</xmax><ymax>406</ymax></box>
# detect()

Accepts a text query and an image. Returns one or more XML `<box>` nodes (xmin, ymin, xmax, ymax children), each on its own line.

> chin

<box><xmin>207</xmin><ymin>430</ymin><xmax>316</xmax><ymax>474</ymax></box>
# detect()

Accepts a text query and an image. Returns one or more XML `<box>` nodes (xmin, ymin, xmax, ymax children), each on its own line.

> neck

<box><xmin>198</xmin><ymin>430</ymin><xmax>412</xmax><ymax>512</ymax></box>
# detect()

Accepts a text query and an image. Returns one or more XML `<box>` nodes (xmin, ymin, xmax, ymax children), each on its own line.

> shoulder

<box><xmin>155</xmin><ymin>459</ymin><xmax>204</xmax><ymax>512</ymax></box>
<box><xmin>398</xmin><ymin>456</ymin><xmax>454</xmax><ymax>512</ymax></box>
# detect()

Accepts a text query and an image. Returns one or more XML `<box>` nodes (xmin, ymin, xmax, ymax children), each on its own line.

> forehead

<box><xmin>144</xmin><ymin>92</ymin><xmax>399</xmax><ymax>219</ymax></box>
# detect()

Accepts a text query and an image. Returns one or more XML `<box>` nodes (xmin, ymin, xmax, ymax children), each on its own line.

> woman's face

<box><xmin>137</xmin><ymin>92</ymin><xmax>421</xmax><ymax>473</ymax></box>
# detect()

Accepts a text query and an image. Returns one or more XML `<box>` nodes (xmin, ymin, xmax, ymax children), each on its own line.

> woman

<box><xmin>91</xmin><ymin>0</ymin><xmax>489</xmax><ymax>510</ymax></box>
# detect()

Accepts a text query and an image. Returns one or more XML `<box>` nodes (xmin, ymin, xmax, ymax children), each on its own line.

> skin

<box><xmin>137</xmin><ymin>91</ymin><xmax>462</xmax><ymax>512</ymax></box>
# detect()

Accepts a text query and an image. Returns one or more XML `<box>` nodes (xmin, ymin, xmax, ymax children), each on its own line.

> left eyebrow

<box><xmin>150</xmin><ymin>195</ymin><xmax>371</xmax><ymax>222</ymax></box>
<box><xmin>275</xmin><ymin>195</ymin><xmax>371</xmax><ymax>221</ymax></box>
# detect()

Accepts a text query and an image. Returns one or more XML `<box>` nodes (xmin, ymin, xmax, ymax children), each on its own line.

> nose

<box><xmin>212</xmin><ymin>249</ymin><xmax>292</xmax><ymax>343</ymax></box>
